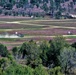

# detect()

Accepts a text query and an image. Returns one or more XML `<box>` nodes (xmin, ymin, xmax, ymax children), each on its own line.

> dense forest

<box><xmin>0</xmin><ymin>36</ymin><xmax>76</xmax><ymax>75</ymax></box>
<box><xmin>0</xmin><ymin>0</ymin><xmax>76</xmax><ymax>18</ymax></box>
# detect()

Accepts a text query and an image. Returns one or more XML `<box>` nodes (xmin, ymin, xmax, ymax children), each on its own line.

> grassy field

<box><xmin>0</xmin><ymin>18</ymin><xmax>76</xmax><ymax>50</ymax></box>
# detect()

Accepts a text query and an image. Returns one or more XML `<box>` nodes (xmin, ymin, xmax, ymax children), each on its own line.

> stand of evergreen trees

<box><xmin>0</xmin><ymin>0</ymin><xmax>76</xmax><ymax>18</ymax></box>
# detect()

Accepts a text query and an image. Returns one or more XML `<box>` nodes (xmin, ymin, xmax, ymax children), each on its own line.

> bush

<box><xmin>5</xmin><ymin>64</ymin><xmax>33</xmax><ymax>75</ymax></box>
<box><xmin>48</xmin><ymin>66</ymin><xmax>63</xmax><ymax>75</ymax></box>
<box><xmin>34</xmin><ymin>65</ymin><xmax>49</xmax><ymax>75</ymax></box>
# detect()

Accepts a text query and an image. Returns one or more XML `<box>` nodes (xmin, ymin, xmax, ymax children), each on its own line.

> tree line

<box><xmin>0</xmin><ymin>0</ymin><xmax>76</xmax><ymax>18</ymax></box>
<box><xmin>0</xmin><ymin>36</ymin><xmax>76</xmax><ymax>75</ymax></box>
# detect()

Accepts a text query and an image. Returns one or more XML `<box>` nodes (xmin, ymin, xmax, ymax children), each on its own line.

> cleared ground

<box><xmin>0</xmin><ymin>18</ymin><xmax>76</xmax><ymax>50</ymax></box>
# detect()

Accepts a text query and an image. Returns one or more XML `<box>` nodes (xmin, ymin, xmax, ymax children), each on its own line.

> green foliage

<box><xmin>7</xmin><ymin>53</ymin><xmax>15</xmax><ymax>64</ymax></box>
<box><xmin>0</xmin><ymin>44</ymin><xmax>8</xmax><ymax>57</ymax></box>
<box><xmin>40</xmin><ymin>41</ymin><xmax>50</xmax><ymax>66</ymax></box>
<box><xmin>5</xmin><ymin>64</ymin><xmax>33</xmax><ymax>75</ymax></box>
<box><xmin>71</xmin><ymin>42</ymin><xmax>76</xmax><ymax>49</ymax></box>
<box><xmin>3</xmin><ymin>3</ymin><xmax>13</xmax><ymax>10</ymax></box>
<box><xmin>0</xmin><ymin>68</ymin><xmax>3</xmax><ymax>75</ymax></box>
<box><xmin>34</xmin><ymin>65</ymin><xmax>49</xmax><ymax>75</ymax></box>
<box><xmin>30</xmin><ymin>0</ymin><xmax>37</xmax><ymax>5</ymax></box>
<box><xmin>20</xmin><ymin>40</ymin><xmax>42</xmax><ymax>68</ymax></box>
<box><xmin>41</xmin><ymin>3</ymin><xmax>49</xmax><ymax>12</ymax></box>
<box><xmin>49</xmin><ymin>0</ymin><xmax>56</xmax><ymax>17</ymax></box>
<box><xmin>12</xmin><ymin>47</ymin><xmax>19</xmax><ymax>59</ymax></box>
<box><xmin>55</xmin><ymin>0</ymin><xmax>61</xmax><ymax>9</ymax></box>
<box><xmin>48</xmin><ymin>66</ymin><xmax>63</xmax><ymax>75</ymax></box>
<box><xmin>47</xmin><ymin>36</ymin><xmax>67</xmax><ymax>66</ymax></box>
<box><xmin>0</xmin><ymin>37</ymin><xmax>76</xmax><ymax>75</ymax></box>
<box><xmin>0</xmin><ymin>0</ymin><xmax>76</xmax><ymax>18</ymax></box>
<box><xmin>20</xmin><ymin>41</ymin><xmax>31</xmax><ymax>58</ymax></box>
<box><xmin>51</xmin><ymin>36</ymin><xmax>67</xmax><ymax>50</ymax></box>
<box><xmin>59</xmin><ymin>47</ymin><xmax>76</xmax><ymax>74</ymax></box>
<box><xmin>0</xmin><ymin>57</ymin><xmax>10</xmax><ymax>73</ymax></box>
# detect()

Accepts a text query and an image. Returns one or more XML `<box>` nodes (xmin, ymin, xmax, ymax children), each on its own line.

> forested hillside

<box><xmin>0</xmin><ymin>0</ymin><xmax>76</xmax><ymax>18</ymax></box>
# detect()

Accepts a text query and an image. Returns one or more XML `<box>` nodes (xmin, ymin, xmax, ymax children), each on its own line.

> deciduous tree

<box><xmin>59</xmin><ymin>47</ymin><xmax>76</xmax><ymax>75</ymax></box>
<box><xmin>0</xmin><ymin>44</ymin><xmax>8</xmax><ymax>57</ymax></box>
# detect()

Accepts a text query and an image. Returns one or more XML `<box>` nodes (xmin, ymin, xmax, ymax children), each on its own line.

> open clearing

<box><xmin>0</xmin><ymin>18</ymin><xmax>76</xmax><ymax>50</ymax></box>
